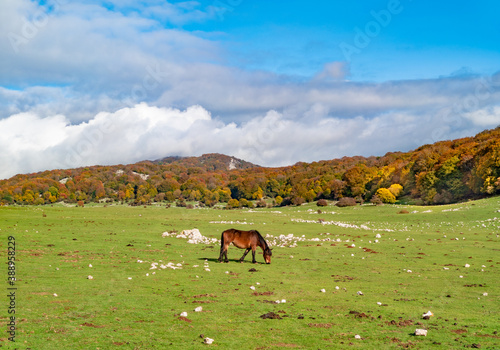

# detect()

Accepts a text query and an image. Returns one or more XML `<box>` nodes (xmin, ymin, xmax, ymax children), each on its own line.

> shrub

<box><xmin>226</xmin><ymin>198</ymin><xmax>240</xmax><ymax>209</ymax></box>
<box><xmin>256</xmin><ymin>199</ymin><xmax>267</xmax><ymax>208</ymax></box>
<box><xmin>317</xmin><ymin>199</ymin><xmax>328</xmax><ymax>207</ymax></box>
<box><xmin>335</xmin><ymin>197</ymin><xmax>357</xmax><ymax>207</ymax></box>
<box><xmin>292</xmin><ymin>196</ymin><xmax>305</xmax><ymax>206</ymax></box>
<box><xmin>388</xmin><ymin>184</ymin><xmax>403</xmax><ymax>197</ymax></box>
<box><xmin>375</xmin><ymin>188</ymin><xmax>396</xmax><ymax>204</ymax></box>
<box><xmin>370</xmin><ymin>195</ymin><xmax>383</xmax><ymax>206</ymax></box>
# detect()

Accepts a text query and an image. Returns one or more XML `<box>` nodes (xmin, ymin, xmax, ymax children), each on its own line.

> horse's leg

<box><xmin>251</xmin><ymin>248</ymin><xmax>257</xmax><ymax>264</ymax></box>
<box><xmin>239</xmin><ymin>248</ymin><xmax>251</xmax><ymax>263</ymax></box>
<box><xmin>223</xmin><ymin>244</ymin><xmax>229</xmax><ymax>263</ymax></box>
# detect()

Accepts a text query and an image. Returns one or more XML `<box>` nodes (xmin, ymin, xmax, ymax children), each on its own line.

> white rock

<box><xmin>180</xmin><ymin>312</ymin><xmax>188</xmax><ymax>317</ymax></box>
<box><xmin>320</xmin><ymin>289</ymin><xmax>326</xmax><ymax>293</ymax></box>
<box><xmin>250</xmin><ymin>286</ymin><xmax>256</xmax><ymax>290</ymax></box>
<box><xmin>375</xmin><ymin>234</ymin><xmax>381</xmax><ymax>238</ymax></box>
<box><xmin>53</xmin><ymin>293</ymin><xmax>58</xmax><ymax>297</ymax></box>
<box><xmin>354</xmin><ymin>334</ymin><xmax>361</xmax><ymax>339</ymax></box>
<box><xmin>281</xmin><ymin>299</ymin><xmax>286</xmax><ymax>303</ymax></box>
<box><xmin>194</xmin><ymin>306</ymin><xmax>203</xmax><ymax>312</ymax></box>
<box><xmin>128</xmin><ymin>277</ymin><xmax>132</xmax><ymax>280</ymax></box>
<box><xmin>377</xmin><ymin>302</ymin><xmax>382</xmax><ymax>306</ymax></box>
<box><xmin>465</xmin><ymin>264</ymin><xmax>470</xmax><ymax>268</ymax></box>
<box><xmin>415</xmin><ymin>329</ymin><xmax>427</xmax><ymax>336</ymax></box>
<box><xmin>422</xmin><ymin>311</ymin><xmax>433</xmax><ymax>318</ymax></box>
<box><xmin>275</xmin><ymin>300</ymin><xmax>281</xmax><ymax>304</ymax></box>
<box><xmin>335</xmin><ymin>286</ymin><xmax>340</xmax><ymax>290</ymax></box>
<box><xmin>407</xmin><ymin>270</ymin><xmax>413</xmax><ymax>273</ymax></box>
<box><xmin>87</xmin><ymin>275</ymin><xmax>93</xmax><ymax>280</ymax></box>
<box><xmin>482</xmin><ymin>292</ymin><xmax>488</xmax><ymax>296</ymax></box>
<box><xmin>204</xmin><ymin>337</ymin><xmax>214</xmax><ymax>345</ymax></box>
<box><xmin>357</xmin><ymin>291</ymin><xmax>364</xmax><ymax>295</ymax></box>
<box><xmin>89</xmin><ymin>264</ymin><xmax>93</xmax><ymax>268</ymax></box>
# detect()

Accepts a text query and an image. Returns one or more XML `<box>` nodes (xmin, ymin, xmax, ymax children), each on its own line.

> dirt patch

<box><xmin>248</xmin><ymin>268</ymin><xmax>258</xmax><ymax>272</ymax></box>
<box><xmin>178</xmin><ymin>316</ymin><xmax>192</xmax><ymax>323</ymax></box>
<box><xmin>252</xmin><ymin>291</ymin><xmax>274</xmax><ymax>296</ymax></box>
<box><xmin>256</xmin><ymin>343</ymin><xmax>299</xmax><ymax>349</ymax></box>
<box><xmin>348</xmin><ymin>311</ymin><xmax>372</xmax><ymax>319</ymax></box>
<box><xmin>331</xmin><ymin>275</ymin><xmax>355</xmax><ymax>281</ymax></box>
<box><xmin>308</xmin><ymin>323</ymin><xmax>333</xmax><ymax>328</ymax></box>
<box><xmin>259</xmin><ymin>300</ymin><xmax>279</xmax><ymax>304</ymax></box>
<box><xmin>81</xmin><ymin>322</ymin><xmax>105</xmax><ymax>328</ymax></box>
<box><xmin>463</xmin><ymin>284</ymin><xmax>486</xmax><ymax>287</ymax></box>
<box><xmin>451</xmin><ymin>329</ymin><xmax>468</xmax><ymax>334</ymax></box>
<box><xmin>362</xmin><ymin>248</ymin><xmax>379</xmax><ymax>254</ymax></box>
<box><xmin>260</xmin><ymin>312</ymin><xmax>282</xmax><ymax>320</ymax></box>
<box><xmin>193</xmin><ymin>300</ymin><xmax>216</xmax><ymax>304</ymax></box>
<box><xmin>193</xmin><ymin>293</ymin><xmax>217</xmax><ymax>298</ymax></box>
<box><xmin>386</xmin><ymin>319</ymin><xmax>414</xmax><ymax>327</ymax></box>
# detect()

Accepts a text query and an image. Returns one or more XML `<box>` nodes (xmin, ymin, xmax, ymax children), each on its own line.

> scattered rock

<box><xmin>415</xmin><ymin>329</ymin><xmax>427</xmax><ymax>336</ymax></box>
<box><xmin>180</xmin><ymin>312</ymin><xmax>188</xmax><ymax>317</ymax></box>
<box><xmin>204</xmin><ymin>337</ymin><xmax>214</xmax><ymax>345</ymax></box>
<box><xmin>194</xmin><ymin>306</ymin><xmax>203</xmax><ymax>312</ymax></box>
<box><xmin>422</xmin><ymin>311</ymin><xmax>433</xmax><ymax>319</ymax></box>
<box><xmin>87</xmin><ymin>275</ymin><xmax>94</xmax><ymax>280</ymax></box>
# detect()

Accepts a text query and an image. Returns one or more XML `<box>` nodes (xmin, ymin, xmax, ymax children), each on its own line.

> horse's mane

<box><xmin>253</xmin><ymin>230</ymin><xmax>270</xmax><ymax>250</ymax></box>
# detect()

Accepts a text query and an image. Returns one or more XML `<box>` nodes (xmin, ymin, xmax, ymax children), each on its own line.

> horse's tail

<box><xmin>220</xmin><ymin>230</ymin><xmax>225</xmax><ymax>248</ymax></box>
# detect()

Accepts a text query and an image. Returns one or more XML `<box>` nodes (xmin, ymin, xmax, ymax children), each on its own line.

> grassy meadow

<box><xmin>1</xmin><ymin>198</ymin><xmax>499</xmax><ymax>349</ymax></box>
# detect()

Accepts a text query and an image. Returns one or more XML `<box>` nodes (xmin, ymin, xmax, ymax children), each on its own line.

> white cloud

<box><xmin>464</xmin><ymin>106</ymin><xmax>500</xmax><ymax>127</ymax></box>
<box><xmin>1</xmin><ymin>102</ymin><xmax>495</xmax><ymax>179</ymax></box>
<box><xmin>313</xmin><ymin>61</ymin><xmax>350</xmax><ymax>81</ymax></box>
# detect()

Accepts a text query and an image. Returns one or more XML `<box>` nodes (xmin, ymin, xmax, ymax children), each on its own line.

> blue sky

<box><xmin>0</xmin><ymin>0</ymin><xmax>499</xmax><ymax>178</ymax></box>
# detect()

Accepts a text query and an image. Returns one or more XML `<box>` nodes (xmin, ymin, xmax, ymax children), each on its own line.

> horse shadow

<box><xmin>198</xmin><ymin>257</ymin><xmax>257</xmax><ymax>263</ymax></box>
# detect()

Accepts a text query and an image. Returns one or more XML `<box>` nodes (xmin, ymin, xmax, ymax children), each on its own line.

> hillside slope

<box><xmin>0</xmin><ymin>127</ymin><xmax>499</xmax><ymax>206</ymax></box>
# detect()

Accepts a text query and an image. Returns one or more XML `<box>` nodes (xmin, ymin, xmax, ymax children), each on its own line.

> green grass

<box><xmin>1</xmin><ymin>198</ymin><xmax>499</xmax><ymax>349</ymax></box>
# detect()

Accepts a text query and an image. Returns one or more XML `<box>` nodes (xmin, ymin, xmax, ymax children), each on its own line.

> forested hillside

<box><xmin>1</xmin><ymin>128</ymin><xmax>499</xmax><ymax>206</ymax></box>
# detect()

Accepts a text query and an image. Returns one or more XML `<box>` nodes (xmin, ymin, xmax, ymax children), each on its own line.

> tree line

<box><xmin>1</xmin><ymin>127</ymin><xmax>499</xmax><ymax>207</ymax></box>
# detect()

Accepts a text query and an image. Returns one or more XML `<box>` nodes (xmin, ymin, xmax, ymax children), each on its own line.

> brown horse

<box><xmin>218</xmin><ymin>229</ymin><xmax>272</xmax><ymax>264</ymax></box>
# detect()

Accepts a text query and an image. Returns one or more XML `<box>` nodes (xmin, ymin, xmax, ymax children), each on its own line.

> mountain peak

<box><xmin>155</xmin><ymin>153</ymin><xmax>259</xmax><ymax>171</ymax></box>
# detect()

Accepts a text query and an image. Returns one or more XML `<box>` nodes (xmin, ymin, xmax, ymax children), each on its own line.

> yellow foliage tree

<box><xmin>375</xmin><ymin>188</ymin><xmax>396</xmax><ymax>204</ymax></box>
<box><xmin>388</xmin><ymin>184</ymin><xmax>403</xmax><ymax>197</ymax></box>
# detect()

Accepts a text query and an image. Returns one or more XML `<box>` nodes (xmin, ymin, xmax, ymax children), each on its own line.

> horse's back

<box><xmin>221</xmin><ymin>228</ymin><xmax>258</xmax><ymax>248</ymax></box>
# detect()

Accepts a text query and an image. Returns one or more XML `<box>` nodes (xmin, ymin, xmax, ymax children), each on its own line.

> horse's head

<box><xmin>263</xmin><ymin>248</ymin><xmax>272</xmax><ymax>264</ymax></box>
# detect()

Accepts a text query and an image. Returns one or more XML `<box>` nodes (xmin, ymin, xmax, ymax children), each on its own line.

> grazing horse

<box><xmin>218</xmin><ymin>229</ymin><xmax>272</xmax><ymax>264</ymax></box>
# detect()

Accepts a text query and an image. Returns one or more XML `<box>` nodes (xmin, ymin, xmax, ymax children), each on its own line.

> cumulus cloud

<box><xmin>463</xmin><ymin>106</ymin><xmax>500</xmax><ymax>127</ymax></box>
<box><xmin>1</xmin><ymin>102</ymin><xmax>495</xmax><ymax>179</ymax></box>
